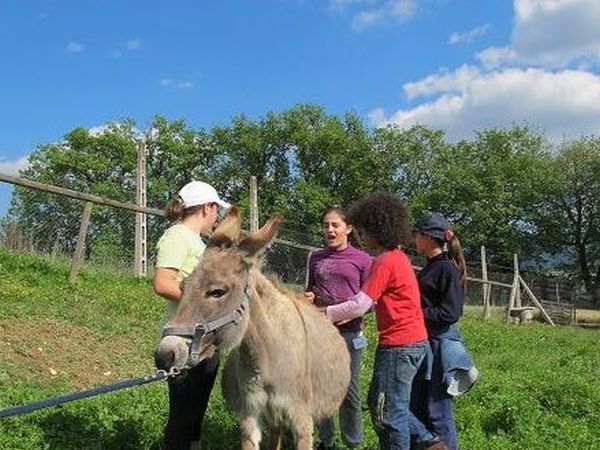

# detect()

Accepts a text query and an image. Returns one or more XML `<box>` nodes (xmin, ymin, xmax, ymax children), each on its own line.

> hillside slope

<box><xmin>0</xmin><ymin>249</ymin><xmax>598</xmax><ymax>449</ymax></box>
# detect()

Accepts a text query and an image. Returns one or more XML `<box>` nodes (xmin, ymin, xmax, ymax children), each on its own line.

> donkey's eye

<box><xmin>207</xmin><ymin>288</ymin><xmax>229</xmax><ymax>298</ymax></box>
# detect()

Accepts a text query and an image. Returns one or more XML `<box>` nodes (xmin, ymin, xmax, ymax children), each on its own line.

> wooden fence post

<box><xmin>69</xmin><ymin>202</ymin><xmax>93</xmax><ymax>284</ymax></box>
<box><xmin>481</xmin><ymin>246</ymin><xmax>491</xmax><ymax>319</ymax></box>
<box><xmin>506</xmin><ymin>253</ymin><xmax>519</xmax><ymax>322</ymax></box>
<box><xmin>249</xmin><ymin>176</ymin><xmax>259</xmax><ymax>233</ymax></box>
<box><xmin>514</xmin><ymin>253</ymin><xmax>522</xmax><ymax>308</ymax></box>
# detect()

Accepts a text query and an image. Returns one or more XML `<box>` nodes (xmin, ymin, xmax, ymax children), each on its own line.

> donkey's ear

<box><xmin>208</xmin><ymin>206</ymin><xmax>241</xmax><ymax>248</ymax></box>
<box><xmin>238</xmin><ymin>213</ymin><xmax>283</xmax><ymax>257</ymax></box>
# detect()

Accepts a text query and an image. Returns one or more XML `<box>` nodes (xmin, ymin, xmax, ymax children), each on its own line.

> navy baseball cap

<box><xmin>414</xmin><ymin>213</ymin><xmax>453</xmax><ymax>241</ymax></box>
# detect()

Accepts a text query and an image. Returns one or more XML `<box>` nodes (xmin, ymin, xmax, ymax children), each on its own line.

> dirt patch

<box><xmin>0</xmin><ymin>318</ymin><xmax>152</xmax><ymax>389</ymax></box>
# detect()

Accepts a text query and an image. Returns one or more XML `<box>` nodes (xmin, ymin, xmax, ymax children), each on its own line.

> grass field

<box><xmin>0</xmin><ymin>248</ymin><xmax>599</xmax><ymax>450</ymax></box>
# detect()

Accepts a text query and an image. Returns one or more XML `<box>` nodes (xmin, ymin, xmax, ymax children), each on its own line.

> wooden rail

<box><xmin>0</xmin><ymin>172</ymin><xmax>164</xmax><ymax>216</ymax></box>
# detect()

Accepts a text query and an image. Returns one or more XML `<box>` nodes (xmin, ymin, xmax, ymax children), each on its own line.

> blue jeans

<box><xmin>411</xmin><ymin>337</ymin><xmax>458</xmax><ymax>450</ymax></box>
<box><xmin>318</xmin><ymin>330</ymin><xmax>366</xmax><ymax>448</ymax></box>
<box><xmin>367</xmin><ymin>342</ymin><xmax>429</xmax><ymax>450</ymax></box>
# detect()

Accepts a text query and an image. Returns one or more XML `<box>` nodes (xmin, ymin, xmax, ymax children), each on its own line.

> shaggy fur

<box><xmin>155</xmin><ymin>209</ymin><xmax>351</xmax><ymax>450</ymax></box>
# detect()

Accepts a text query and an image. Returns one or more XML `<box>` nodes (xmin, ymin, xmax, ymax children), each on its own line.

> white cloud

<box><xmin>371</xmin><ymin>66</ymin><xmax>600</xmax><ymax>140</ymax></box>
<box><xmin>126</xmin><ymin>39</ymin><xmax>141</xmax><ymax>51</ymax></box>
<box><xmin>370</xmin><ymin>0</ymin><xmax>600</xmax><ymax>140</ymax></box>
<box><xmin>352</xmin><ymin>10</ymin><xmax>383</xmax><ymax>30</ymax></box>
<box><xmin>449</xmin><ymin>24</ymin><xmax>490</xmax><ymax>45</ymax></box>
<box><xmin>329</xmin><ymin>0</ymin><xmax>373</xmax><ymax>8</ymax></box>
<box><xmin>66</xmin><ymin>41</ymin><xmax>83</xmax><ymax>53</ymax></box>
<box><xmin>0</xmin><ymin>156</ymin><xmax>30</xmax><ymax>175</ymax></box>
<box><xmin>109</xmin><ymin>39</ymin><xmax>142</xmax><ymax>58</ymax></box>
<box><xmin>159</xmin><ymin>78</ymin><xmax>194</xmax><ymax>89</ymax></box>
<box><xmin>478</xmin><ymin>0</ymin><xmax>600</xmax><ymax>67</ymax></box>
<box><xmin>176</xmin><ymin>81</ymin><xmax>194</xmax><ymax>89</ymax></box>
<box><xmin>337</xmin><ymin>0</ymin><xmax>419</xmax><ymax>30</ymax></box>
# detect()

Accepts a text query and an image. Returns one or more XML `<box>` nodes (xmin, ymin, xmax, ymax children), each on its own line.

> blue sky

<box><xmin>2</xmin><ymin>0</ymin><xmax>600</xmax><ymax>216</ymax></box>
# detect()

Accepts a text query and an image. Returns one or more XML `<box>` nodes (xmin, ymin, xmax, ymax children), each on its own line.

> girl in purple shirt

<box><xmin>305</xmin><ymin>206</ymin><xmax>371</xmax><ymax>450</ymax></box>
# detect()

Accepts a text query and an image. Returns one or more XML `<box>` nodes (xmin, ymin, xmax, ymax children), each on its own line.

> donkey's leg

<box><xmin>291</xmin><ymin>413</ymin><xmax>313</xmax><ymax>450</ymax></box>
<box><xmin>265</xmin><ymin>426</ymin><xmax>283</xmax><ymax>450</ymax></box>
<box><xmin>240</xmin><ymin>415</ymin><xmax>262</xmax><ymax>450</ymax></box>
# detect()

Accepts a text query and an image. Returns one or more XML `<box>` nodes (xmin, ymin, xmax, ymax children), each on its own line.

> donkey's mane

<box><xmin>264</xmin><ymin>273</ymin><xmax>295</xmax><ymax>296</ymax></box>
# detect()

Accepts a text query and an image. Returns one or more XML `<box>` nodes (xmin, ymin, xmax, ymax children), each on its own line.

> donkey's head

<box><xmin>154</xmin><ymin>207</ymin><xmax>283</xmax><ymax>372</ymax></box>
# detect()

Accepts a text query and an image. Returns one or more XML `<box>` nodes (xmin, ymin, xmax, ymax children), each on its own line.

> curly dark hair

<box><xmin>347</xmin><ymin>191</ymin><xmax>411</xmax><ymax>250</ymax></box>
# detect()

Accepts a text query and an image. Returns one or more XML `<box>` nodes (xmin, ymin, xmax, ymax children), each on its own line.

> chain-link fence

<box><xmin>0</xmin><ymin>176</ymin><xmax>594</xmax><ymax>320</ymax></box>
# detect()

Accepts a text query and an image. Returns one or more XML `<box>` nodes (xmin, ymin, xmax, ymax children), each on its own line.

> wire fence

<box><xmin>0</xmin><ymin>176</ymin><xmax>596</xmax><ymax>318</ymax></box>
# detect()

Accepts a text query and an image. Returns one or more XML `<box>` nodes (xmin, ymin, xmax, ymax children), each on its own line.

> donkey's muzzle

<box><xmin>154</xmin><ymin>336</ymin><xmax>190</xmax><ymax>371</ymax></box>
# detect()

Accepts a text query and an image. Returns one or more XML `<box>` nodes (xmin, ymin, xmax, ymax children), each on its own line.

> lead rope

<box><xmin>0</xmin><ymin>367</ymin><xmax>180</xmax><ymax>420</ymax></box>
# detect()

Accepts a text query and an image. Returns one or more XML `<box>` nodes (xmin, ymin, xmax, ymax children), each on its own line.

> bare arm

<box><xmin>153</xmin><ymin>267</ymin><xmax>183</xmax><ymax>302</ymax></box>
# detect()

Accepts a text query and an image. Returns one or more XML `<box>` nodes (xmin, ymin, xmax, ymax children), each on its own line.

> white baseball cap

<box><xmin>178</xmin><ymin>181</ymin><xmax>231</xmax><ymax>210</ymax></box>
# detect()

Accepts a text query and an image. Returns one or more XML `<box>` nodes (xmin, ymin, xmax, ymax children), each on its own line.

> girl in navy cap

<box><xmin>411</xmin><ymin>213</ymin><xmax>477</xmax><ymax>450</ymax></box>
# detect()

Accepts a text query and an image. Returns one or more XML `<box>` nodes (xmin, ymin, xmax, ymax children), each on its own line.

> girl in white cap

<box><xmin>153</xmin><ymin>180</ymin><xmax>230</xmax><ymax>450</ymax></box>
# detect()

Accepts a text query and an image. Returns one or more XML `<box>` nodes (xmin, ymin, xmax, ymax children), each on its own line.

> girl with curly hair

<box><xmin>324</xmin><ymin>192</ymin><xmax>447</xmax><ymax>450</ymax></box>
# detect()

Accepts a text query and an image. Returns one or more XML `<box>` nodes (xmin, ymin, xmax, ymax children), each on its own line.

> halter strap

<box><xmin>162</xmin><ymin>283</ymin><xmax>251</xmax><ymax>368</ymax></box>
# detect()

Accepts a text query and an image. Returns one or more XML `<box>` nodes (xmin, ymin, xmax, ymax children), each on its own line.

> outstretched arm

<box><xmin>326</xmin><ymin>291</ymin><xmax>374</xmax><ymax>323</ymax></box>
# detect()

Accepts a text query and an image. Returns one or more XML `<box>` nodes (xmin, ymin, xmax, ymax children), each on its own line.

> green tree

<box><xmin>283</xmin><ymin>104</ymin><xmax>394</xmax><ymax>238</ymax></box>
<box><xmin>8</xmin><ymin>121</ymin><xmax>139</xmax><ymax>257</ymax></box>
<box><xmin>540</xmin><ymin>137</ymin><xmax>600</xmax><ymax>302</ymax></box>
<box><xmin>209</xmin><ymin>111</ymin><xmax>293</xmax><ymax>230</ymax></box>
<box><xmin>415</xmin><ymin>126</ymin><xmax>555</xmax><ymax>263</ymax></box>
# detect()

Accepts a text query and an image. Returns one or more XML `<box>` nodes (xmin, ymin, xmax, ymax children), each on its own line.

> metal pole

<box><xmin>249</xmin><ymin>176</ymin><xmax>258</xmax><ymax>232</ymax></box>
<box><xmin>134</xmin><ymin>136</ymin><xmax>148</xmax><ymax>277</ymax></box>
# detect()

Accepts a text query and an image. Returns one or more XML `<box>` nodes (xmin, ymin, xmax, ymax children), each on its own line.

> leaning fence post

<box><xmin>69</xmin><ymin>202</ymin><xmax>93</xmax><ymax>285</ymax></box>
<box><xmin>481</xmin><ymin>246</ymin><xmax>491</xmax><ymax>319</ymax></box>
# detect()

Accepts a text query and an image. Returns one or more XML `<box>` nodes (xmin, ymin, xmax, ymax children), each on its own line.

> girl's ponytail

<box><xmin>165</xmin><ymin>198</ymin><xmax>185</xmax><ymax>221</ymax></box>
<box><xmin>447</xmin><ymin>234</ymin><xmax>467</xmax><ymax>291</ymax></box>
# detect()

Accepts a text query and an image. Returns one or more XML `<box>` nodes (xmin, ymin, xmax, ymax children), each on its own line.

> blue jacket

<box><xmin>422</xmin><ymin>324</ymin><xmax>478</xmax><ymax>397</ymax></box>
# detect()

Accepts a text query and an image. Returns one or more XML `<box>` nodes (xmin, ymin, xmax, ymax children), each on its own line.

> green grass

<box><xmin>0</xmin><ymin>248</ymin><xmax>599</xmax><ymax>449</ymax></box>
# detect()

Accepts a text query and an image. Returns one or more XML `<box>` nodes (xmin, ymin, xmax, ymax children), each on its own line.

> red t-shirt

<box><xmin>363</xmin><ymin>248</ymin><xmax>428</xmax><ymax>346</ymax></box>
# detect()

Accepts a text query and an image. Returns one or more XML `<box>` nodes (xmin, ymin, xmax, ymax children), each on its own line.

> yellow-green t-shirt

<box><xmin>155</xmin><ymin>223</ymin><xmax>206</xmax><ymax>321</ymax></box>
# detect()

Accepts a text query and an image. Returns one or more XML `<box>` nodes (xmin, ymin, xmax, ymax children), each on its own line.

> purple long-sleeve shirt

<box><xmin>306</xmin><ymin>245</ymin><xmax>372</xmax><ymax>332</ymax></box>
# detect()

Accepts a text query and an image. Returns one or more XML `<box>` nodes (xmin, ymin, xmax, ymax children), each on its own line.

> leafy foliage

<box><xmin>3</xmin><ymin>105</ymin><xmax>600</xmax><ymax>299</ymax></box>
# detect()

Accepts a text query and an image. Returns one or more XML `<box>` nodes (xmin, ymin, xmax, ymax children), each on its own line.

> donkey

<box><xmin>155</xmin><ymin>208</ymin><xmax>351</xmax><ymax>450</ymax></box>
